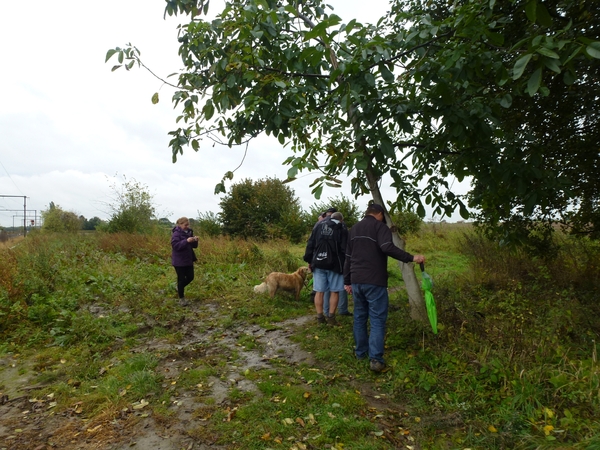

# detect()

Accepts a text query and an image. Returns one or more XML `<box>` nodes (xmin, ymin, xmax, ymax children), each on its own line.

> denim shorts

<box><xmin>312</xmin><ymin>268</ymin><xmax>344</xmax><ymax>292</ymax></box>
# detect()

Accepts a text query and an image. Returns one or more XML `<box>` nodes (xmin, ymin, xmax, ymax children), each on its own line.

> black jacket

<box><xmin>303</xmin><ymin>217</ymin><xmax>348</xmax><ymax>274</ymax></box>
<box><xmin>343</xmin><ymin>215</ymin><xmax>414</xmax><ymax>287</ymax></box>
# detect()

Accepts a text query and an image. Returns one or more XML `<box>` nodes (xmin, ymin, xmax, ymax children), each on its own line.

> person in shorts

<box><xmin>304</xmin><ymin>212</ymin><xmax>348</xmax><ymax>326</ymax></box>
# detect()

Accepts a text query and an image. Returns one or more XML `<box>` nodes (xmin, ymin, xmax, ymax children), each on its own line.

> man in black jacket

<box><xmin>343</xmin><ymin>204</ymin><xmax>425</xmax><ymax>372</ymax></box>
<box><xmin>304</xmin><ymin>212</ymin><xmax>348</xmax><ymax>326</ymax></box>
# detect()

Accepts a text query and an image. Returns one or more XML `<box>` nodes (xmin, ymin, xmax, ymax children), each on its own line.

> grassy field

<box><xmin>0</xmin><ymin>224</ymin><xmax>599</xmax><ymax>449</ymax></box>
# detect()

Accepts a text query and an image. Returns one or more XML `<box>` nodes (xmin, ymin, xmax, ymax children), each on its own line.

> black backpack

<box><xmin>312</xmin><ymin>237</ymin><xmax>336</xmax><ymax>270</ymax></box>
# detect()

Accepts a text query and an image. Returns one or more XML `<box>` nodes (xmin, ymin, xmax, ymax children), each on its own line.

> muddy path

<box><xmin>0</xmin><ymin>301</ymin><xmax>419</xmax><ymax>450</ymax></box>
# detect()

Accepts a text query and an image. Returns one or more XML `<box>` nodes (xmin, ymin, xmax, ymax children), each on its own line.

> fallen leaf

<box><xmin>296</xmin><ymin>417</ymin><xmax>305</xmax><ymax>427</ymax></box>
<box><xmin>543</xmin><ymin>425</ymin><xmax>554</xmax><ymax>435</ymax></box>
<box><xmin>488</xmin><ymin>425</ymin><xmax>498</xmax><ymax>433</ymax></box>
<box><xmin>132</xmin><ymin>399</ymin><xmax>149</xmax><ymax>410</ymax></box>
<box><xmin>283</xmin><ymin>417</ymin><xmax>294</xmax><ymax>425</ymax></box>
<box><xmin>303</xmin><ymin>392</ymin><xmax>311</xmax><ymax>399</ymax></box>
<box><xmin>261</xmin><ymin>432</ymin><xmax>271</xmax><ymax>441</ymax></box>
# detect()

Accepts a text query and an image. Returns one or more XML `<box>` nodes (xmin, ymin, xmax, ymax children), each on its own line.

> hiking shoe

<box><xmin>338</xmin><ymin>311</ymin><xmax>353</xmax><ymax>316</ymax></box>
<box><xmin>317</xmin><ymin>315</ymin><xmax>327</xmax><ymax>324</ymax></box>
<box><xmin>369</xmin><ymin>359</ymin><xmax>386</xmax><ymax>373</ymax></box>
<box><xmin>326</xmin><ymin>315</ymin><xmax>339</xmax><ymax>326</ymax></box>
<box><xmin>178</xmin><ymin>298</ymin><xmax>190</xmax><ymax>307</ymax></box>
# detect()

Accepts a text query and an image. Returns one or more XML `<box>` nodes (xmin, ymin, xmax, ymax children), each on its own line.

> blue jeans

<box><xmin>352</xmin><ymin>284</ymin><xmax>389</xmax><ymax>363</ymax></box>
<box><xmin>324</xmin><ymin>289</ymin><xmax>349</xmax><ymax>315</ymax></box>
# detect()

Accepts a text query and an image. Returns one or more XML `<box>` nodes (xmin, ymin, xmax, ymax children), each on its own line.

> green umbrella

<box><xmin>420</xmin><ymin>263</ymin><xmax>437</xmax><ymax>334</ymax></box>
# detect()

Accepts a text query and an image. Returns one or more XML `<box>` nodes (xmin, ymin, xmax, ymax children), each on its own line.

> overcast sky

<box><xmin>0</xmin><ymin>0</ymin><xmax>467</xmax><ymax>228</ymax></box>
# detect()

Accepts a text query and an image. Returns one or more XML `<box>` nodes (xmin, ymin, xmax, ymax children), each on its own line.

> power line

<box><xmin>0</xmin><ymin>158</ymin><xmax>25</xmax><ymax>196</ymax></box>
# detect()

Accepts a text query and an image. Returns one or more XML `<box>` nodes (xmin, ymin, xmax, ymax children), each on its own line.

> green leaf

<box><xmin>151</xmin><ymin>93</ymin><xmax>159</xmax><ymax>104</ymax></box>
<box><xmin>105</xmin><ymin>49</ymin><xmax>118</xmax><ymax>62</ymax></box>
<box><xmin>536</xmin><ymin>47</ymin><xmax>559</xmax><ymax>59</ymax></box>
<box><xmin>499</xmin><ymin>94</ymin><xmax>512</xmax><ymax>108</ymax></box>
<box><xmin>586</xmin><ymin>42</ymin><xmax>600</xmax><ymax>59</ymax></box>
<box><xmin>524</xmin><ymin>193</ymin><xmax>537</xmax><ymax>215</ymax></box>
<box><xmin>214</xmin><ymin>182</ymin><xmax>226</xmax><ymax>195</ymax></box>
<box><xmin>513</xmin><ymin>54</ymin><xmax>532</xmax><ymax>80</ymax></box>
<box><xmin>536</xmin><ymin>3</ymin><xmax>553</xmax><ymax>27</ymax></box>
<box><xmin>525</xmin><ymin>0</ymin><xmax>537</xmax><ymax>23</ymax></box>
<box><xmin>543</xmin><ymin>57</ymin><xmax>561</xmax><ymax>73</ymax></box>
<box><xmin>380</xmin><ymin>64</ymin><xmax>395</xmax><ymax>83</ymax></box>
<box><xmin>526</xmin><ymin>67</ymin><xmax>542</xmax><ymax>96</ymax></box>
<box><xmin>355</xmin><ymin>156</ymin><xmax>369</xmax><ymax>170</ymax></box>
<box><xmin>203</xmin><ymin>101</ymin><xmax>215</xmax><ymax>120</ymax></box>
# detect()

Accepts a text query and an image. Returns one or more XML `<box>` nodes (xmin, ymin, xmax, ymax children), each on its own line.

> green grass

<box><xmin>0</xmin><ymin>225</ymin><xmax>599</xmax><ymax>449</ymax></box>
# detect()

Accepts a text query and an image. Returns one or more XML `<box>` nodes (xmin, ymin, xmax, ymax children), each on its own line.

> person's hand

<box><xmin>344</xmin><ymin>284</ymin><xmax>352</xmax><ymax>294</ymax></box>
<box><xmin>413</xmin><ymin>255</ymin><xmax>425</xmax><ymax>264</ymax></box>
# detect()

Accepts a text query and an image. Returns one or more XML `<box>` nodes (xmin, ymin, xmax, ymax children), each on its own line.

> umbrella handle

<box><xmin>419</xmin><ymin>262</ymin><xmax>425</xmax><ymax>272</ymax></box>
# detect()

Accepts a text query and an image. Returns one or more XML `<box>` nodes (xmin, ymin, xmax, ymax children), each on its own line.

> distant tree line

<box><xmin>37</xmin><ymin>176</ymin><xmax>424</xmax><ymax>241</ymax></box>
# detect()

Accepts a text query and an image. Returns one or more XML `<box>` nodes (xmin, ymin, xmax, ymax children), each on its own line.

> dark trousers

<box><xmin>174</xmin><ymin>265</ymin><xmax>194</xmax><ymax>299</ymax></box>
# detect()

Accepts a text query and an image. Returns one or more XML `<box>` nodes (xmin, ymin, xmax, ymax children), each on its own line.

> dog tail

<box><xmin>254</xmin><ymin>282</ymin><xmax>268</xmax><ymax>294</ymax></box>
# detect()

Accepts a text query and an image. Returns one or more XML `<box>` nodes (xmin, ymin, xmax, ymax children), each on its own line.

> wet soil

<box><xmin>0</xmin><ymin>301</ymin><xmax>419</xmax><ymax>450</ymax></box>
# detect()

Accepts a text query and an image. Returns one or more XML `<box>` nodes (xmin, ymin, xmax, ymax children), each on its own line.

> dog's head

<box><xmin>296</xmin><ymin>266</ymin><xmax>310</xmax><ymax>280</ymax></box>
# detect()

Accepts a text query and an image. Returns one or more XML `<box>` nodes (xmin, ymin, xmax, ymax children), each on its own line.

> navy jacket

<box><xmin>171</xmin><ymin>226</ymin><xmax>198</xmax><ymax>267</ymax></box>
<box><xmin>343</xmin><ymin>215</ymin><xmax>414</xmax><ymax>287</ymax></box>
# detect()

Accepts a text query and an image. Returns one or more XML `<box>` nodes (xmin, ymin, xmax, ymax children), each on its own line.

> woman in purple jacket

<box><xmin>171</xmin><ymin>217</ymin><xmax>198</xmax><ymax>306</ymax></box>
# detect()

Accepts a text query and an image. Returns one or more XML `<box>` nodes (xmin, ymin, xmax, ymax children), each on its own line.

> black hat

<box><xmin>368</xmin><ymin>204</ymin><xmax>385</xmax><ymax>214</ymax></box>
<box><xmin>326</xmin><ymin>207</ymin><xmax>337</xmax><ymax>213</ymax></box>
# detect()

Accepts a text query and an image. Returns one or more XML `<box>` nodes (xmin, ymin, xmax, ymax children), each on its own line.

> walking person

<box><xmin>304</xmin><ymin>211</ymin><xmax>348</xmax><ymax>326</ymax></box>
<box><xmin>343</xmin><ymin>204</ymin><xmax>425</xmax><ymax>372</ymax></box>
<box><xmin>171</xmin><ymin>217</ymin><xmax>199</xmax><ymax>306</ymax></box>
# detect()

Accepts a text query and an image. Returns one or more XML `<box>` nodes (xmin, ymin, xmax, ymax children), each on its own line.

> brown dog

<box><xmin>253</xmin><ymin>266</ymin><xmax>310</xmax><ymax>300</ymax></box>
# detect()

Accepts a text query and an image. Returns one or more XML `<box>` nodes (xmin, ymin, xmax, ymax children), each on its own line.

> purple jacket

<box><xmin>171</xmin><ymin>226</ymin><xmax>198</xmax><ymax>267</ymax></box>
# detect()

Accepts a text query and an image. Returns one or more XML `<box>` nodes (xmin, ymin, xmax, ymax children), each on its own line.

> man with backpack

<box><xmin>304</xmin><ymin>211</ymin><xmax>348</xmax><ymax>326</ymax></box>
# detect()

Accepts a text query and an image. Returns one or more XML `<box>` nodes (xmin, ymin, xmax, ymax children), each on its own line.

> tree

<box><xmin>107</xmin><ymin>0</ymin><xmax>599</xmax><ymax>320</ymax></box>
<box><xmin>80</xmin><ymin>216</ymin><xmax>105</xmax><ymax>231</ymax></box>
<box><xmin>105</xmin><ymin>176</ymin><xmax>157</xmax><ymax>234</ymax></box>
<box><xmin>308</xmin><ymin>195</ymin><xmax>361</xmax><ymax>228</ymax></box>
<box><xmin>219</xmin><ymin>177</ymin><xmax>305</xmax><ymax>242</ymax></box>
<box><xmin>196</xmin><ymin>211</ymin><xmax>222</xmax><ymax>237</ymax></box>
<box><xmin>41</xmin><ymin>203</ymin><xmax>82</xmax><ymax>233</ymax></box>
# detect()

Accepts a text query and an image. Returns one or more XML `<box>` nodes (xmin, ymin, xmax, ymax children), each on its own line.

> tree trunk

<box><xmin>366</xmin><ymin>171</ymin><xmax>428</xmax><ymax>322</ymax></box>
<box><xmin>315</xmin><ymin>14</ymin><xmax>428</xmax><ymax>323</ymax></box>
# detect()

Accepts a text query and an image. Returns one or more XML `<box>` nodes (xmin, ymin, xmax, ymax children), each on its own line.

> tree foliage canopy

<box><xmin>107</xmin><ymin>0</ymin><xmax>600</xmax><ymax>243</ymax></box>
<box><xmin>41</xmin><ymin>203</ymin><xmax>81</xmax><ymax>233</ymax></box>
<box><xmin>219</xmin><ymin>177</ymin><xmax>305</xmax><ymax>242</ymax></box>
<box><xmin>105</xmin><ymin>176</ymin><xmax>157</xmax><ymax>234</ymax></box>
